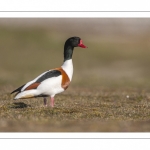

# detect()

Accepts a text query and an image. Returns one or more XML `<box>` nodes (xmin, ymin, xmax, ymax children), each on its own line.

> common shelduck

<box><xmin>11</xmin><ymin>37</ymin><xmax>87</xmax><ymax>107</ymax></box>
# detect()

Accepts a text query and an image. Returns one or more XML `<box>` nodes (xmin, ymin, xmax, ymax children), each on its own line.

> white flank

<box><xmin>14</xmin><ymin>75</ymin><xmax>64</xmax><ymax>99</ymax></box>
<box><xmin>37</xmin><ymin>75</ymin><xmax>64</xmax><ymax>96</ymax></box>
<box><xmin>14</xmin><ymin>59</ymin><xmax>73</xmax><ymax>99</ymax></box>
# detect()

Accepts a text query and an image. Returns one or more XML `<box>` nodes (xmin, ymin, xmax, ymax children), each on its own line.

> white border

<box><xmin>0</xmin><ymin>12</ymin><xmax>150</xmax><ymax>18</ymax></box>
<box><xmin>0</xmin><ymin>0</ymin><xmax>150</xmax><ymax>149</ymax></box>
<box><xmin>1</xmin><ymin>133</ymin><xmax>150</xmax><ymax>150</ymax></box>
<box><xmin>0</xmin><ymin>133</ymin><xmax>150</xmax><ymax>139</ymax></box>
<box><xmin>0</xmin><ymin>0</ymin><xmax>150</xmax><ymax>17</ymax></box>
<box><xmin>1</xmin><ymin>138</ymin><xmax>149</xmax><ymax>150</ymax></box>
<box><xmin>0</xmin><ymin>0</ymin><xmax>149</xmax><ymax>12</ymax></box>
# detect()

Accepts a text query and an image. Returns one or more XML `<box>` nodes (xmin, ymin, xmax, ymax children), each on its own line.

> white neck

<box><xmin>61</xmin><ymin>59</ymin><xmax>73</xmax><ymax>81</ymax></box>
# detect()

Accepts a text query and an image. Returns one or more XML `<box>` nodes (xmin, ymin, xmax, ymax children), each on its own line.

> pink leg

<box><xmin>43</xmin><ymin>97</ymin><xmax>47</xmax><ymax>107</ymax></box>
<box><xmin>50</xmin><ymin>97</ymin><xmax>54</xmax><ymax>107</ymax></box>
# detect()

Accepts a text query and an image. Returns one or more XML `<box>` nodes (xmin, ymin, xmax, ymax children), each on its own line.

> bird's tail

<box><xmin>14</xmin><ymin>89</ymin><xmax>38</xmax><ymax>100</ymax></box>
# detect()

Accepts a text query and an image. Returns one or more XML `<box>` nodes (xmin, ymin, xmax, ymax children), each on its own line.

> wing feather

<box><xmin>11</xmin><ymin>69</ymin><xmax>62</xmax><ymax>94</ymax></box>
<box><xmin>11</xmin><ymin>84</ymin><xmax>25</xmax><ymax>94</ymax></box>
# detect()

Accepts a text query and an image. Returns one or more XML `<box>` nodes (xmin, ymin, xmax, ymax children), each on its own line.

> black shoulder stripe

<box><xmin>36</xmin><ymin>70</ymin><xmax>61</xmax><ymax>83</ymax></box>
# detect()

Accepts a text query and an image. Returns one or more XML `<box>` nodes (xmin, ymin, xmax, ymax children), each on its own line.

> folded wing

<box><xmin>11</xmin><ymin>69</ymin><xmax>61</xmax><ymax>95</ymax></box>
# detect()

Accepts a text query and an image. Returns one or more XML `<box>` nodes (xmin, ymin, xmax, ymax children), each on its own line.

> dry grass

<box><xmin>1</xmin><ymin>87</ymin><xmax>150</xmax><ymax>131</ymax></box>
<box><xmin>1</xmin><ymin>19</ymin><xmax>150</xmax><ymax>132</ymax></box>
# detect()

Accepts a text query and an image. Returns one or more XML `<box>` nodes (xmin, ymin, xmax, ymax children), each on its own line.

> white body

<box><xmin>14</xmin><ymin>59</ymin><xmax>73</xmax><ymax>99</ymax></box>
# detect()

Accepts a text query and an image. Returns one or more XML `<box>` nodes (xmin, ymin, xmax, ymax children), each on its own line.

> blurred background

<box><xmin>1</xmin><ymin>18</ymin><xmax>150</xmax><ymax>132</ymax></box>
<box><xmin>0</xmin><ymin>18</ymin><xmax>150</xmax><ymax>90</ymax></box>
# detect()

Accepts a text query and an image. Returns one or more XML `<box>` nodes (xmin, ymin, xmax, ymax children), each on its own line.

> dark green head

<box><xmin>64</xmin><ymin>36</ymin><xmax>87</xmax><ymax>48</ymax></box>
<box><xmin>64</xmin><ymin>37</ymin><xmax>87</xmax><ymax>61</ymax></box>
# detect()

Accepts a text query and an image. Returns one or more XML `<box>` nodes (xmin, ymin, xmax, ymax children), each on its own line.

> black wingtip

<box><xmin>11</xmin><ymin>84</ymin><xmax>25</xmax><ymax>94</ymax></box>
<box><xmin>11</xmin><ymin>90</ymin><xmax>17</xmax><ymax>94</ymax></box>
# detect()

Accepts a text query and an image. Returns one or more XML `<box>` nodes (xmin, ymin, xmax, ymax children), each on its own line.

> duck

<box><xmin>11</xmin><ymin>36</ymin><xmax>87</xmax><ymax>107</ymax></box>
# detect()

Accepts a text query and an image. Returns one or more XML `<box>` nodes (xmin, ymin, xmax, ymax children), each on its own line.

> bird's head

<box><xmin>65</xmin><ymin>37</ymin><xmax>87</xmax><ymax>48</ymax></box>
